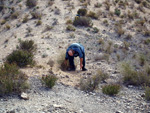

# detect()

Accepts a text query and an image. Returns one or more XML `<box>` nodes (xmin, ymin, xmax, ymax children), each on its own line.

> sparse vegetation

<box><xmin>80</xmin><ymin>76</ymin><xmax>99</xmax><ymax>92</ymax></box>
<box><xmin>66</xmin><ymin>25</ymin><xmax>76</xmax><ymax>31</ymax></box>
<box><xmin>1</xmin><ymin>19</ymin><xmax>6</xmax><ymax>25</ymax></box>
<box><xmin>57</xmin><ymin>52</ymin><xmax>69</xmax><ymax>71</ymax></box>
<box><xmin>145</xmin><ymin>86</ymin><xmax>150</xmax><ymax>101</ymax></box>
<box><xmin>31</xmin><ymin>11</ymin><xmax>42</xmax><ymax>19</ymax></box>
<box><xmin>73</xmin><ymin>16</ymin><xmax>92</xmax><ymax>27</ymax></box>
<box><xmin>80</xmin><ymin>70</ymin><xmax>108</xmax><ymax>92</ymax></box>
<box><xmin>11</xmin><ymin>11</ymin><xmax>20</xmax><ymax>19</ymax></box>
<box><xmin>36</xmin><ymin>20</ymin><xmax>42</xmax><ymax>26</ymax></box>
<box><xmin>120</xmin><ymin>62</ymin><xmax>150</xmax><ymax>86</ymax></box>
<box><xmin>66</xmin><ymin>19</ymin><xmax>73</xmax><ymax>24</ymax></box>
<box><xmin>114</xmin><ymin>8</ymin><xmax>121</xmax><ymax>16</ymax></box>
<box><xmin>18</xmin><ymin>40</ymin><xmax>37</xmax><ymax>53</ymax></box>
<box><xmin>0</xmin><ymin>63</ymin><xmax>29</xmax><ymax>96</ymax></box>
<box><xmin>87</xmin><ymin>11</ymin><xmax>99</xmax><ymax>19</ymax></box>
<box><xmin>102</xmin><ymin>84</ymin><xmax>121</xmax><ymax>96</ymax></box>
<box><xmin>94</xmin><ymin>2</ymin><xmax>102</xmax><ymax>8</ymax></box>
<box><xmin>6</xmin><ymin>50</ymin><xmax>34</xmax><ymax>67</ymax></box>
<box><xmin>26</xmin><ymin>0</ymin><xmax>37</xmax><ymax>8</ymax></box>
<box><xmin>77</xmin><ymin>8</ymin><xmax>87</xmax><ymax>16</ymax></box>
<box><xmin>41</xmin><ymin>74</ymin><xmax>57</xmax><ymax>88</ymax></box>
<box><xmin>22</xmin><ymin>14</ymin><xmax>29</xmax><ymax>23</ymax></box>
<box><xmin>5</xmin><ymin>24</ymin><xmax>10</xmax><ymax>30</ymax></box>
<box><xmin>92</xmin><ymin>27</ymin><xmax>99</xmax><ymax>33</ymax></box>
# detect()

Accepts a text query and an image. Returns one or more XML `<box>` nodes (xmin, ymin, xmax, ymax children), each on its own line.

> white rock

<box><xmin>20</xmin><ymin>92</ymin><xmax>29</xmax><ymax>100</ymax></box>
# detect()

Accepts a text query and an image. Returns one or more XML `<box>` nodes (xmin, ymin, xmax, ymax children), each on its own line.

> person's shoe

<box><xmin>67</xmin><ymin>67</ymin><xmax>75</xmax><ymax>71</ymax></box>
<box><xmin>82</xmin><ymin>67</ymin><xmax>87</xmax><ymax>71</ymax></box>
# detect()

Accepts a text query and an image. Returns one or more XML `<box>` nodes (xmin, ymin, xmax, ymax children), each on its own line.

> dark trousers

<box><xmin>68</xmin><ymin>52</ymin><xmax>85</xmax><ymax>69</ymax></box>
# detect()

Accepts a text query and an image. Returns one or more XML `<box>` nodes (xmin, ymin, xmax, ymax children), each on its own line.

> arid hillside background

<box><xmin>0</xmin><ymin>0</ymin><xmax>150</xmax><ymax>113</ymax></box>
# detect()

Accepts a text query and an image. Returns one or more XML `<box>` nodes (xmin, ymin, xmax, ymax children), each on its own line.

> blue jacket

<box><xmin>65</xmin><ymin>43</ymin><xmax>84</xmax><ymax>59</ymax></box>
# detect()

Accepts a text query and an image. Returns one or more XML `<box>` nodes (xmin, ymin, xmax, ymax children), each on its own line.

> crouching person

<box><xmin>65</xmin><ymin>43</ymin><xmax>87</xmax><ymax>71</ymax></box>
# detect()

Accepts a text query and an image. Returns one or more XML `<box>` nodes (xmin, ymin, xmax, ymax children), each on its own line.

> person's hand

<box><xmin>80</xmin><ymin>64</ymin><xmax>83</xmax><ymax>70</ymax></box>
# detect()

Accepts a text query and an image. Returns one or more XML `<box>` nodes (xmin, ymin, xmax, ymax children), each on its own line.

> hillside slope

<box><xmin>0</xmin><ymin>0</ymin><xmax>150</xmax><ymax>112</ymax></box>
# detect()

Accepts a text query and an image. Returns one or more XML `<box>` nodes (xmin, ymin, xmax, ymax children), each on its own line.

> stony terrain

<box><xmin>0</xmin><ymin>0</ymin><xmax>150</xmax><ymax>112</ymax></box>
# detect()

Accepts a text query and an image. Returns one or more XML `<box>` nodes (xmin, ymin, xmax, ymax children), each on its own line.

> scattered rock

<box><xmin>20</xmin><ymin>92</ymin><xmax>29</xmax><ymax>100</ymax></box>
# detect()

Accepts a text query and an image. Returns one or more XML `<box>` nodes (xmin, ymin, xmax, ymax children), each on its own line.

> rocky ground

<box><xmin>0</xmin><ymin>76</ymin><xmax>149</xmax><ymax>113</ymax></box>
<box><xmin>0</xmin><ymin>0</ymin><xmax>150</xmax><ymax>112</ymax></box>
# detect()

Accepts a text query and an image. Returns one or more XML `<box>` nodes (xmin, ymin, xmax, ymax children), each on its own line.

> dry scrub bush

<box><xmin>0</xmin><ymin>63</ymin><xmax>29</xmax><ymax>96</ymax></box>
<box><xmin>120</xmin><ymin>62</ymin><xmax>150</xmax><ymax>86</ymax></box>
<box><xmin>80</xmin><ymin>70</ymin><xmax>108</xmax><ymax>92</ymax></box>
<box><xmin>36</xmin><ymin>20</ymin><xmax>42</xmax><ymax>26</ymax></box>
<box><xmin>22</xmin><ymin>14</ymin><xmax>29</xmax><ymax>23</ymax></box>
<box><xmin>66</xmin><ymin>19</ymin><xmax>72</xmax><ymax>24</ymax></box>
<box><xmin>26</xmin><ymin>0</ymin><xmax>37</xmax><ymax>8</ymax></box>
<box><xmin>145</xmin><ymin>86</ymin><xmax>150</xmax><ymax>101</ymax></box>
<box><xmin>41</xmin><ymin>74</ymin><xmax>57</xmax><ymax>89</ymax></box>
<box><xmin>66</xmin><ymin>25</ymin><xmax>76</xmax><ymax>31</ymax></box>
<box><xmin>87</xmin><ymin>11</ymin><xmax>99</xmax><ymax>19</ymax></box>
<box><xmin>1</xmin><ymin>19</ymin><xmax>6</xmax><ymax>25</ymax></box>
<box><xmin>57</xmin><ymin>52</ymin><xmax>68</xmax><ymax>71</ymax></box>
<box><xmin>102</xmin><ymin>84</ymin><xmax>121</xmax><ymax>96</ymax></box>
<box><xmin>73</xmin><ymin>16</ymin><xmax>92</xmax><ymax>27</ymax></box>
<box><xmin>5</xmin><ymin>24</ymin><xmax>10</xmax><ymax>30</ymax></box>
<box><xmin>31</xmin><ymin>11</ymin><xmax>42</xmax><ymax>19</ymax></box>
<box><xmin>144</xmin><ymin>30</ymin><xmax>150</xmax><ymax>36</ymax></box>
<box><xmin>94</xmin><ymin>2</ymin><xmax>102</xmax><ymax>8</ymax></box>
<box><xmin>11</xmin><ymin>11</ymin><xmax>20</xmax><ymax>19</ymax></box>
<box><xmin>115</xmin><ymin>25</ymin><xmax>125</xmax><ymax>36</ymax></box>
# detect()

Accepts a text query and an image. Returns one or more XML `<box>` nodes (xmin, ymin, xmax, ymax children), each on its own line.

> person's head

<box><xmin>68</xmin><ymin>49</ymin><xmax>73</xmax><ymax>56</ymax></box>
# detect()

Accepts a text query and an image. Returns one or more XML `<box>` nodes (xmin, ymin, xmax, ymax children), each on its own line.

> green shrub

<box><xmin>66</xmin><ymin>25</ymin><xmax>76</xmax><ymax>31</ymax></box>
<box><xmin>6</xmin><ymin>50</ymin><xmax>34</xmax><ymax>67</ymax></box>
<box><xmin>26</xmin><ymin>0</ymin><xmax>37</xmax><ymax>8</ymax></box>
<box><xmin>0</xmin><ymin>63</ymin><xmax>29</xmax><ymax>96</ymax></box>
<box><xmin>102</xmin><ymin>84</ymin><xmax>120</xmax><ymax>96</ymax></box>
<box><xmin>145</xmin><ymin>86</ymin><xmax>150</xmax><ymax>101</ymax></box>
<box><xmin>41</xmin><ymin>74</ymin><xmax>57</xmax><ymax>88</ymax></box>
<box><xmin>144</xmin><ymin>38</ymin><xmax>150</xmax><ymax>45</ymax></box>
<box><xmin>73</xmin><ymin>16</ymin><xmax>92</xmax><ymax>27</ymax></box>
<box><xmin>92</xmin><ymin>27</ymin><xmax>99</xmax><ymax>33</ymax></box>
<box><xmin>77</xmin><ymin>8</ymin><xmax>87</xmax><ymax>16</ymax></box>
<box><xmin>18</xmin><ymin>40</ymin><xmax>37</xmax><ymax>53</ymax></box>
<box><xmin>115</xmin><ymin>8</ymin><xmax>121</xmax><ymax>16</ymax></box>
<box><xmin>87</xmin><ymin>11</ymin><xmax>99</xmax><ymax>19</ymax></box>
